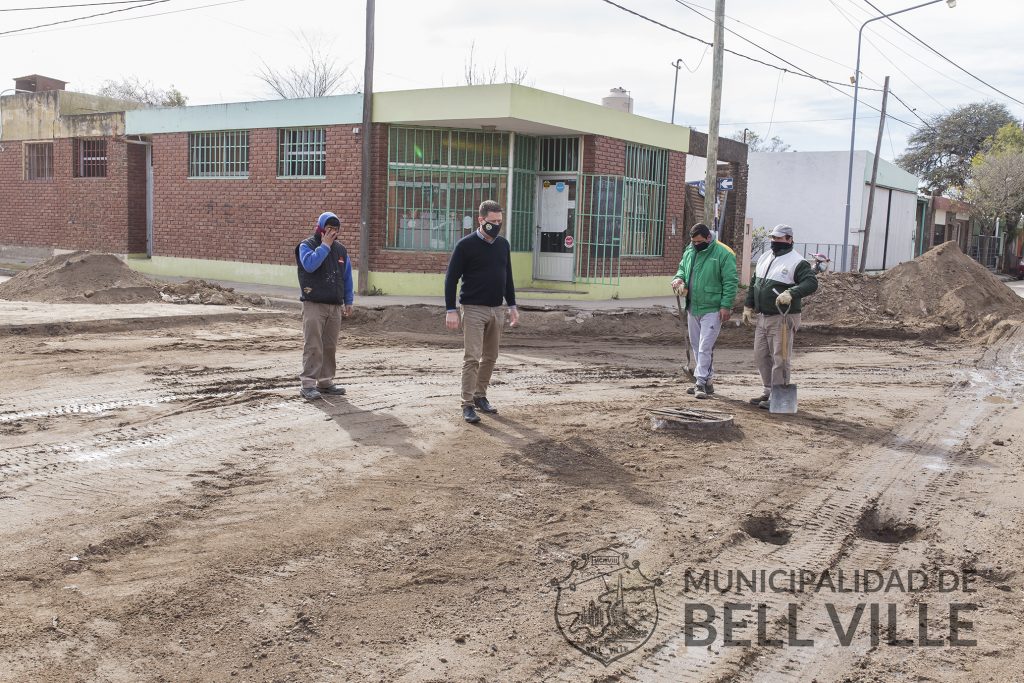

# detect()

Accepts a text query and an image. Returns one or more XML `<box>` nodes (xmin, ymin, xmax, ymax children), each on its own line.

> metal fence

<box><xmin>969</xmin><ymin>235</ymin><xmax>1000</xmax><ymax>271</ymax></box>
<box><xmin>750</xmin><ymin>239</ymin><xmax>856</xmax><ymax>272</ymax></box>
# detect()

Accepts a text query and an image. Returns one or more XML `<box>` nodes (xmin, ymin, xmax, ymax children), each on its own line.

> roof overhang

<box><xmin>374</xmin><ymin>84</ymin><xmax>689</xmax><ymax>152</ymax></box>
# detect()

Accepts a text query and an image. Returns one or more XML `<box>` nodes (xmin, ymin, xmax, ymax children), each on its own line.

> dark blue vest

<box><xmin>295</xmin><ymin>234</ymin><xmax>348</xmax><ymax>304</ymax></box>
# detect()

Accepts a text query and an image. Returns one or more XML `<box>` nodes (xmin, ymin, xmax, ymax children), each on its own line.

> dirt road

<box><xmin>1</xmin><ymin>310</ymin><xmax>1022</xmax><ymax>682</ymax></box>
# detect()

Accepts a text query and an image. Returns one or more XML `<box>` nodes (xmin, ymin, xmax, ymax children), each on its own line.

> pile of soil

<box><xmin>0</xmin><ymin>252</ymin><xmax>162</xmax><ymax>304</ymax></box>
<box><xmin>803</xmin><ymin>241</ymin><xmax>1024</xmax><ymax>334</ymax></box>
<box><xmin>159</xmin><ymin>280</ymin><xmax>269</xmax><ymax>307</ymax></box>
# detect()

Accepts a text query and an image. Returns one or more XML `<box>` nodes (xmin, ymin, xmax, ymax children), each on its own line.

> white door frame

<box><xmin>532</xmin><ymin>173</ymin><xmax>578</xmax><ymax>282</ymax></box>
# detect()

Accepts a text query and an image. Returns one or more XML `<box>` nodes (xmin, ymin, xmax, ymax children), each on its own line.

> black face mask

<box><xmin>770</xmin><ymin>241</ymin><xmax>792</xmax><ymax>255</ymax></box>
<box><xmin>693</xmin><ymin>241</ymin><xmax>711</xmax><ymax>252</ymax></box>
<box><xmin>483</xmin><ymin>221</ymin><xmax>502</xmax><ymax>238</ymax></box>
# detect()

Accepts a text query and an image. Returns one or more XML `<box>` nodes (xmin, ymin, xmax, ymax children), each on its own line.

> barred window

<box><xmin>278</xmin><ymin>128</ymin><xmax>326</xmax><ymax>178</ymax></box>
<box><xmin>76</xmin><ymin>139</ymin><xmax>108</xmax><ymax>178</ymax></box>
<box><xmin>188</xmin><ymin>130</ymin><xmax>249</xmax><ymax>178</ymax></box>
<box><xmin>622</xmin><ymin>144</ymin><xmax>668</xmax><ymax>257</ymax></box>
<box><xmin>25</xmin><ymin>142</ymin><xmax>53</xmax><ymax>180</ymax></box>
<box><xmin>386</xmin><ymin>127</ymin><xmax>510</xmax><ymax>252</ymax></box>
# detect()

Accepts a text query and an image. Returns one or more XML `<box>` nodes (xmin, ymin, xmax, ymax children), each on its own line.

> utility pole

<box><xmin>358</xmin><ymin>0</ymin><xmax>375</xmax><ymax>296</ymax></box>
<box><xmin>859</xmin><ymin>75</ymin><xmax>889</xmax><ymax>273</ymax></box>
<box><xmin>670</xmin><ymin>59</ymin><xmax>682</xmax><ymax>124</ymax></box>
<box><xmin>703</xmin><ymin>0</ymin><xmax>726</xmax><ymax>233</ymax></box>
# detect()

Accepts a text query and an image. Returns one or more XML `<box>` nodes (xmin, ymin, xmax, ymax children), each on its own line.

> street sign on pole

<box><xmin>717</xmin><ymin>177</ymin><xmax>734</xmax><ymax>191</ymax></box>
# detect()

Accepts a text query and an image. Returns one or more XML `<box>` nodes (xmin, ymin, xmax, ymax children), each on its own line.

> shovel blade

<box><xmin>769</xmin><ymin>383</ymin><xmax>798</xmax><ymax>414</ymax></box>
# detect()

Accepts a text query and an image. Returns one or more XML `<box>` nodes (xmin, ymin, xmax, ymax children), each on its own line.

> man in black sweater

<box><xmin>444</xmin><ymin>200</ymin><xmax>520</xmax><ymax>423</ymax></box>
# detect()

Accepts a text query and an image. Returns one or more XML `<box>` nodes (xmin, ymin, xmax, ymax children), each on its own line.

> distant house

<box><xmin>746</xmin><ymin>151</ymin><xmax>922</xmax><ymax>271</ymax></box>
<box><xmin>0</xmin><ymin>75</ymin><xmax>148</xmax><ymax>262</ymax></box>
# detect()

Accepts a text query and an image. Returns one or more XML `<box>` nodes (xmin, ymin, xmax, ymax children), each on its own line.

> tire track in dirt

<box><xmin>536</xmin><ymin>335</ymin><xmax>1013</xmax><ymax>682</ymax></box>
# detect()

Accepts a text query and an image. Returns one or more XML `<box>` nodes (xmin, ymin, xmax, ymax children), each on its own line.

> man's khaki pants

<box><xmin>301</xmin><ymin>301</ymin><xmax>343</xmax><ymax>389</ymax></box>
<box><xmin>754</xmin><ymin>312</ymin><xmax>801</xmax><ymax>395</ymax></box>
<box><xmin>461</xmin><ymin>304</ymin><xmax>504</xmax><ymax>407</ymax></box>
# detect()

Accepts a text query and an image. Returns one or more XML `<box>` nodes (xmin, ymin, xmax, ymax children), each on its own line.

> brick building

<box><xmin>0</xmin><ymin>76</ymin><xmax>147</xmax><ymax>261</ymax></box>
<box><xmin>5</xmin><ymin>83</ymin><xmax>750</xmax><ymax>300</ymax></box>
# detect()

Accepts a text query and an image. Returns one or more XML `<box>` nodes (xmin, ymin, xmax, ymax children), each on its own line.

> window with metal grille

<box><xmin>25</xmin><ymin>142</ymin><xmax>53</xmax><ymax>180</ymax></box>
<box><xmin>539</xmin><ymin>137</ymin><xmax>579</xmax><ymax>173</ymax></box>
<box><xmin>76</xmin><ymin>139</ymin><xmax>107</xmax><ymax>177</ymax></box>
<box><xmin>622</xmin><ymin>144</ymin><xmax>668</xmax><ymax>257</ymax></box>
<box><xmin>188</xmin><ymin>130</ymin><xmax>249</xmax><ymax>178</ymax></box>
<box><xmin>278</xmin><ymin>128</ymin><xmax>326</xmax><ymax>178</ymax></box>
<box><xmin>386</xmin><ymin>127</ymin><xmax>510</xmax><ymax>252</ymax></box>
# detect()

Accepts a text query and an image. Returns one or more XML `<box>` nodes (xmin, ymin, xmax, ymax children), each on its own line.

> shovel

<box><xmin>769</xmin><ymin>312</ymin><xmax>798</xmax><ymax>414</ymax></box>
<box><xmin>674</xmin><ymin>293</ymin><xmax>697</xmax><ymax>382</ymax></box>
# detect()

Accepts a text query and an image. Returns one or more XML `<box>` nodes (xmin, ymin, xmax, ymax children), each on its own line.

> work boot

<box><xmin>686</xmin><ymin>382</ymin><xmax>714</xmax><ymax>395</ymax></box>
<box><xmin>694</xmin><ymin>383</ymin><xmax>709</xmax><ymax>400</ymax></box>
<box><xmin>463</xmin><ymin>406</ymin><xmax>481</xmax><ymax>424</ymax></box>
<box><xmin>749</xmin><ymin>393</ymin><xmax>769</xmax><ymax>405</ymax></box>
<box><xmin>474</xmin><ymin>396</ymin><xmax>498</xmax><ymax>414</ymax></box>
<box><xmin>319</xmin><ymin>384</ymin><xmax>346</xmax><ymax>396</ymax></box>
<box><xmin>300</xmin><ymin>387</ymin><xmax>322</xmax><ymax>401</ymax></box>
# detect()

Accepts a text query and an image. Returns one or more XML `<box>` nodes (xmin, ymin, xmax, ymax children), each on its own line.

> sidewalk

<box><xmin>1</xmin><ymin>267</ymin><xmax>682</xmax><ymax>312</ymax></box>
<box><xmin>153</xmin><ymin>273</ymin><xmax>682</xmax><ymax>312</ymax></box>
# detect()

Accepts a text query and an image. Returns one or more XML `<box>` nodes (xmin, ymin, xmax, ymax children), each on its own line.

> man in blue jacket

<box><xmin>296</xmin><ymin>211</ymin><xmax>354</xmax><ymax>400</ymax></box>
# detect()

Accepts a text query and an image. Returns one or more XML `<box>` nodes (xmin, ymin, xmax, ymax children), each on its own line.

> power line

<box><xmin>830</xmin><ymin>0</ymin><xmax>985</xmax><ymax>104</ymax></box>
<box><xmin>0</xmin><ymin>0</ymin><xmax>151</xmax><ymax>11</ymax></box>
<box><xmin>0</xmin><ymin>0</ymin><xmax>167</xmax><ymax>36</ymax></box>
<box><xmin>859</xmin><ymin>0</ymin><xmax>1024</xmax><ymax>108</ymax></box>
<box><xmin>0</xmin><ymin>0</ymin><xmax>243</xmax><ymax>37</ymax></box>
<box><xmin>644</xmin><ymin>0</ymin><xmax>921</xmax><ymax>130</ymax></box>
<box><xmin>598</xmin><ymin>0</ymin><xmax>884</xmax><ymax>93</ymax></box>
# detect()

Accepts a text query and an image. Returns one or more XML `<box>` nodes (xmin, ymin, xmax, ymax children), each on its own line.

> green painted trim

<box><xmin>131</xmin><ymin>255</ymin><xmax>672</xmax><ymax>300</ymax></box>
<box><xmin>374</xmin><ymin>85</ymin><xmax>689</xmax><ymax>153</ymax></box>
<box><xmin>126</xmin><ymin>95</ymin><xmax>363</xmax><ymax>135</ymax></box>
<box><xmin>128</xmin><ymin>255</ymin><xmax>302</xmax><ymax>288</ymax></box>
<box><xmin>369</xmin><ymin>269</ymin><xmax>672</xmax><ymax>300</ymax></box>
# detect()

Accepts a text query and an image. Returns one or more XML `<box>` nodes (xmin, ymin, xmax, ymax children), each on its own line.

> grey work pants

<box><xmin>461</xmin><ymin>304</ymin><xmax>504</xmax><ymax>407</ymax></box>
<box><xmin>753</xmin><ymin>312</ymin><xmax>801</xmax><ymax>394</ymax></box>
<box><xmin>687</xmin><ymin>311</ymin><xmax>722</xmax><ymax>385</ymax></box>
<box><xmin>300</xmin><ymin>301</ymin><xmax>343</xmax><ymax>389</ymax></box>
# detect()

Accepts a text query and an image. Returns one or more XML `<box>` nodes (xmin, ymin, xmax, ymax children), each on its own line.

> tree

<box><xmin>256</xmin><ymin>32</ymin><xmax>357</xmax><ymax>99</ymax></box>
<box><xmin>729</xmin><ymin>129</ymin><xmax>792</xmax><ymax>152</ymax></box>
<box><xmin>97</xmin><ymin>77</ymin><xmax>188</xmax><ymax>107</ymax></box>
<box><xmin>895</xmin><ymin>102</ymin><xmax>1017</xmax><ymax>196</ymax></box>
<box><xmin>463</xmin><ymin>42</ymin><xmax>530</xmax><ymax>86</ymax></box>
<box><xmin>966</xmin><ymin>124</ymin><xmax>1024</xmax><ymax>268</ymax></box>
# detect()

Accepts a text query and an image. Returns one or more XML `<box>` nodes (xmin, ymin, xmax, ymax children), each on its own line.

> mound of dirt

<box><xmin>0</xmin><ymin>252</ymin><xmax>162</xmax><ymax>304</ymax></box>
<box><xmin>803</xmin><ymin>241</ymin><xmax>1024</xmax><ymax>334</ymax></box>
<box><xmin>159</xmin><ymin>280</ymin><xmax>269</xmax><ymax>307</ymax></box>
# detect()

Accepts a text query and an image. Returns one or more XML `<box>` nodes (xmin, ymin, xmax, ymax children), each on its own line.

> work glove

<box><xmin>741</xmin><ymin>306</ymin><xmax>755</xmax><ymax>327</ymax></box>
<box><xmin>776</xmin><ymin>290</ymin><xmax>793</xmax><ymax>307</ymax></box>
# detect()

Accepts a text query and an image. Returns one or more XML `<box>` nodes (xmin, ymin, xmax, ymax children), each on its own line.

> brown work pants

<box><xmin>461</xmin><ymin>304</ymin><xmax>504</xmax><ymax>407</ymax></box>
<box><xmin>754</xmin><ymin>312</ymin><xmax>801</xmax><ymax>394</ymax></box>
<box><xmin>300</xmin><ymin>301</ymin><xmax>343</xmax><ymax>389</ymax></box>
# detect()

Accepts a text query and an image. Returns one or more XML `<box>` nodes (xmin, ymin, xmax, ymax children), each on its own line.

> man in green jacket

<box><xmin>742</xmin><ymin>224</ymin><xmax>818</xmax><ymax>409</ymax></box>
<box><xmin>671</xmin><ymin>223</ymin><xmax>738</xmax><ymax>399</ymax></box>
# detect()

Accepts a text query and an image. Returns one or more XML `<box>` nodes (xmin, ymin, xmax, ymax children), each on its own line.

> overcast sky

<box><xmin>3</xmin><ymin>0</ymin><xmax>1023</xmax><ymax>161</ymax></box>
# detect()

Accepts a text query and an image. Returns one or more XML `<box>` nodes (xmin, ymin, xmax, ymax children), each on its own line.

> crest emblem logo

<box><xmin>551</xmin><ymin>547</ymin><xmax>662</xmax><ymax>665</ymax></box>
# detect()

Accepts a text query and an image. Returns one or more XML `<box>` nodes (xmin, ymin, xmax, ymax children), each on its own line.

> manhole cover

<box><xmin>648</xmin><ymin>407</ymin><xmax>734</xmax><ymax>431</ymax></box>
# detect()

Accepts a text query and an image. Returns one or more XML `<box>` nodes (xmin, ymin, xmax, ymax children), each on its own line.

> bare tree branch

<box><xmin>463</xmin><ymin>41</ymin><xmax>531</xmax><ymax>85</ymax></box>
<box><xmin>256</xmin><ymin>31</ymin><xmax>357</xmax><ymax>99</ymax></box>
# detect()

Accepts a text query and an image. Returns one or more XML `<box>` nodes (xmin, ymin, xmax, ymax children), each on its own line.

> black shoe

<box><xmin>749</xmin><ymin>394</ymin><xmax>769</xmax><ymax>405</ymax></box>
<box><xmin>686</xmin><ymin>382</ymin><xmax>714</xmax><ymax>395</ymax></box>
<box><xmin>463</xmin><ymin>406</ymin><xmax>481</xmax><ymax>424</ymax></box>
<box><xmin>319</xmin><ymin>385</ymin><xmax>346</xmax><ymax>396</ymax></box>
<box><xmin>473</xmin><ymin>397</ymin><xmax>498</xmax><ymax>414</ymax></box>
<box><xmin>300</xmin><ymin>387</ymin><xmax>322</xmax><ymax>400</ymax></box>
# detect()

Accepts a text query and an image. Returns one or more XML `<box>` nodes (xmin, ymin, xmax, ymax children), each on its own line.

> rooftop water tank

<box><xmin>601</xmin><ymin>87</ymin><xmax>633</xmax><ymax>113</ymax></box>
